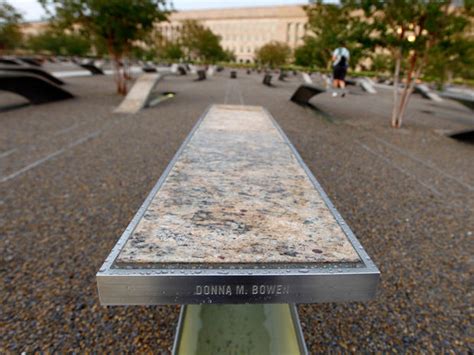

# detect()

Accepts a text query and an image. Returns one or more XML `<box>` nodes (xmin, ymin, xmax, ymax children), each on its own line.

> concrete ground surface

<box><xmin>1</xmin><ymin>69</ymin><xmax>473</xmax><ymax>352</ymax></box>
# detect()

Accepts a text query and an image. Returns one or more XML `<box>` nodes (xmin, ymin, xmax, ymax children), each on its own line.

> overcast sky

<box><xmin>14</xmin><ymin>0</ymin><xmax>311</xmax><ymax>21</ymax></box>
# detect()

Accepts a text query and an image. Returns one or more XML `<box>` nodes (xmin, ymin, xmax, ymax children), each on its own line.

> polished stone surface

<box><xmin>117</xmin><ymin>104</ymin><xmax>360</xmax><ymax>265</ymax></box>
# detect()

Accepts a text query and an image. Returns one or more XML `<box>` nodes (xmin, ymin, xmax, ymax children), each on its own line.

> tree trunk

<box><xmin>392</xmin><ymin>51</ymin><xmax>417</xmax><ymax>128</ymax></box>
<box><xmin>391</xmin><ymin>49</ymin><xmax>402</xmax><ymax>128</ymax></box>
<box><xmin>397</xmin><ymin>63</ymin><xmax>423</xmax><ymax>125</ymax></box>
<box><xmin>106</xmin><ymin>38</ymin><xmax>127</xmax><ymax>95</ymax></box>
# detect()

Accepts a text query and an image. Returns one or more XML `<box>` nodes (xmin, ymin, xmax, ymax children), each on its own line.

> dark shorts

<box><xmin>333</xmin><ymin>65</ymin><xmax>347</xmax><ymax>81</ymax></box>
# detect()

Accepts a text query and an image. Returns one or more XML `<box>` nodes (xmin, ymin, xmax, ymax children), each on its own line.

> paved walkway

<box><xmin>1</xmin><ymin>70</ymin><xmax>472</xmax><ymax>352</ymax></box>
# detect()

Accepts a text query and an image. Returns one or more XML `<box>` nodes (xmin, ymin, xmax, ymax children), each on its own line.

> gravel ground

<box><xmin>1</xmin><ymin>70</ymin><xmax>473</xmax><ymax>352</ymax></box>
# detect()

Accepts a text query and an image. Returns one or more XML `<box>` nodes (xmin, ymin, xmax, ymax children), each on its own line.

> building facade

<box><xmin>157</xmin><ymin>5</ymin><xmax>308</xmax><ymax>63</ymax></box>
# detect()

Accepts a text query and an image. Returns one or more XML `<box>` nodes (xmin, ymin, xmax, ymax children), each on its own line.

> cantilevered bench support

<box><xmin>0</xmin><ymin>64</ymin><xmax>65</xmax><ymax>86</ymax></box>
<box><xmin>290</xmin><ymin>83</ymin><xmax>326</xmax><ymax>105</ymax></box>
<box><xmin>0</xmin><ymin>71</ymin><xmax>74</xmax><ymax>105</ymax></box>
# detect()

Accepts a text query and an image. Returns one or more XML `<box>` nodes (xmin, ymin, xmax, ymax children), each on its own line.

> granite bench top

<box><xmin>116</xmin><ymin>104</ymin><xmax>360</xmax><ymax>266</ymax></box>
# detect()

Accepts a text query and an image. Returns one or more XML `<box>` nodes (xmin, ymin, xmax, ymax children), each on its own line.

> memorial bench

<box><xmin>290</xmin><ymin>83</ymin><xmax>326</xmax><ymax>105</ymax></box>
<box><xmin>78</xmin><ymin>62</ymin><xmax>105</xmax><ymax>75</ymax></box>
<box><xmin>0</xmin><ymin>58</ymin><xmax>22</xmax><ymax>65</ymax></box>
<box><xmin>439</xmin><ymin>91</ymin><xmax>474</xmax><ymax>111</ymax></box>
<box><xmin>0</xmin><ymin>71</ymin><xmax>74</xmax><ymax>105</ymax></box>
<box><xmin>114</xmin><ymin>73</ymin><xmax>162</xmax><ymax>114</ymax></box>
<box><xmin>262</xmin><ymin>74</ymin><xmax>273</xmax><ymax>86</ymax></box>
<box><xmin>142</xmin><ymin>65</ymin><xmax>157</xmax><ymax>73</ymax></box>
<box><xmin>18</xmin><ymin>57</ymin><xmax>42</xmax><ymax>67</ymax></box>
<box><xmin>301</xmin><ymin>72</ymin><xmax>313</xmax><ymax>84</ymax></box>
<box><xmin>177</xmin><ymin>66</ymin><xmax>187</xmax><ymax>76</ymax></box>
<box><xmin>344</xmin><ymin>77</ymin><xmax>377</xmax><ymax>94</ymax></box>
<box><xmin>97</xmin><ymin>104</ymin><xmax>379</xmax><ymax>353</ymax></box>
<box><xmin>195</xmin><ymin>69</ymin><xmax>206</xmax><ymax>81</ymax></box>
<box><xmin>0</xmin><ymin>64</ymin><xmax>65</xmax><ymax>86</ymax></box>
<box><xmin>414</xmin><ymin>84</ymin><xmax>443</xmax><ymax>102</ymax></box>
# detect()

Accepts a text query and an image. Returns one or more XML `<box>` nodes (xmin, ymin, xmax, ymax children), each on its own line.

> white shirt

<box><xmin>332</xmin><ymin>47</ymin><xmax>350</xmax><ymax>67</ymax></box>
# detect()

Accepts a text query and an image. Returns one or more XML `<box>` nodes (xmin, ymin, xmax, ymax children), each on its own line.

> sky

<box><xmin>14</xmin><ymin>0</ymin><xmax>310</xmax><ymax>21</ymax></box>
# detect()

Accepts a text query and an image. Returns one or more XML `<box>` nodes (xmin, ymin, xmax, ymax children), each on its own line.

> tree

<box><xmin>180</xmin><ymin>20</ymin><xmax>226</xmax><ymax>63</ymax></box>
<box><xmin>161</xmin><ymin>41</ymin><xmax>184</xmax><ymax>61</ymax></box>
<box><xmin>28</xmin><ymin>29</ymin><xmax>91</xmax><ymax>56</ymax></box>
<box><xmin>294</xmin><ymin>37</ymin><xmax>326</xmax><ymax>69</ymax></box>
<box><xmin>358</xmin><ymin>0</ymin><xmax>473</xmax><ymax>128</ymax></box>
<box><xmin>424</xmin><ymin>27</ymin><xmax>474</xmax><ymax>89</ymax></box>
<box><xmin>223</xmin><ymin>48</ymin><xmax>236</xmax><ymax>62</ymax></box>
<box><xmin>40</xmin><ymin>0</ymin><xmax>170</xmax><ymax>95</ymax></box>
<box><xmin>0</xmin><ymin>1</ymin><xmax>23</xmax><ymax>54</ymax></box>
<box><xmin>370</xmin><ymin>53</ymin><xmax>394</xmax><ymax>75</ymax></box>
<box><xmin>303</xmin><ymin>1</ymin><xmax>372</xmax><ymax>70</ymax></box>
<box><xmin>255</xmin><ymin>41</ymin><xmax>291</xmax><ymax>68</ymax></box>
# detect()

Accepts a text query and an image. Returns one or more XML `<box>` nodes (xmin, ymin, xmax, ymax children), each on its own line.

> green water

<box><xmin>176</xmin><ymin>304</ymin><xmax>304</xmax><ymax>355</ymax></box>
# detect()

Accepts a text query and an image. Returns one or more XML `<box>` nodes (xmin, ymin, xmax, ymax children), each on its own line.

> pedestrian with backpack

<box><xmin>332</xmin><ymin>44</ymin><xmax>350</xmax><ymax>97</ymax></box>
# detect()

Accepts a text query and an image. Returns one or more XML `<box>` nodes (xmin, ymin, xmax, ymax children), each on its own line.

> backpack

<box><xmin>339</xmin><ymin>55</ymin><xmax>347</xmax><ymax>67</ymax></box>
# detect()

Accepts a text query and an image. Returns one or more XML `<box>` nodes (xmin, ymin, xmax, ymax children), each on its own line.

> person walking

<box><xmin>331</xmin><ymin>44</ymin><xmax>350</xmax><ymax>97</ymax></box>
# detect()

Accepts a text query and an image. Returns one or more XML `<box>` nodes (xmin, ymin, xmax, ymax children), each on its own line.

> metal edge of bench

<box><xmin>96</xmin><ymin>104</ymin><xmax>380</xmax><ymax>305</ymax></box>
<box><xmin>170</xmin><ymin>304</ymin><xmax>308</xmax><ymax>355</ymax></box>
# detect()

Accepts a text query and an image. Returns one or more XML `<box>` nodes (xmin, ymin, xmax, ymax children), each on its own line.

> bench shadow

<box><xmin>305</xmin><ymin>102</ymin><xmax>336</xmax><ymax>124</ymax></box>
<box><xmin>0</xmin><ymin>102</ymin><xmax>31</xmax><ymax>113</ymax></box>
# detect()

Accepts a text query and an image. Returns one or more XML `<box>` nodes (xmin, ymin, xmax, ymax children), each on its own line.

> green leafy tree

<box><xmin>0</xmin><ymin>1</ymin><xmax>23</xmax><ymax>54</ymax></box>
<box><xmin>28</xmin><ymin>29</ymin><xmax>91</xmax><ymax>56</ymax></box>
<box><xmin>161</xmin><ymin>41</ymin><xmax>183</xmax><ymax>61</ymax></box>
<box><xmin>294</xmin><ymin>37</ymin><xmax>326</xmax><ymax>69</ymax></box>
<box><xmin>223</xmin><ymin>48</ymin><xmax>236</xmax><ymax>62</ymax></box>
<box><xmin>358</xmin><ymin>0</ymin><xmax>473</xmax><ymax>128</ymax></box>
<box><xmin>303</xmin><ymin>1</ymin><xmax>372</xmax><ymax>70</ymax></box>
<box><xmin>180</xmin><ymin>20</ymin><xmax>226</xmax><ymax>63</ymax></box>
<box><xmin>370</xmin><ymin>53</ymin><xmax>394</xmax><ymax>75</ymax></box>
<box><xmin>40</xmin><ymin>0</ymin><xmax>170</xmax><ymax>95</ymax></box>
<box><xmin>255</xmin><ymin>41</ymin><xmax>291</xmax><ymax>68</ymax></box>
<box><xmin>424</xmin><ymin>26</ymin><xmax>474</xmax><ymax>88</ymax></box>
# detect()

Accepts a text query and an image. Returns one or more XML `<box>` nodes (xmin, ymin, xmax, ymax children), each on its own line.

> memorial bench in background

<box><xmin>290</xmin><ymin>83</ymin><xmax>326</xmax><ymax>105</ymax></box>
<box><xmin>114</xmin><ymin>73</ymin><xmax>162</xmax><ymax>114</ymax></box>
<box><xmin>0</xmin><ymin>71</ymin><xmax>74</xmax><ymax>105</ymax></box>
<box><xmin>78</xmin><ymin>62</ymin><xmax>105</xmax><ymax>75</ymax></box>
<box><xmin>195</xmin><ymin>69</ymin><xmax>206</xmax><ymax>81</ymax></box>
<box><xmin>0</xmin><ymin>64</ymin><xmax>65</xmax><ymax>86</ymax></box>
<box><xmin>142</xmin><ymin>65</ymin><xmax>157</xmax><ymax>73</ymax></box>
<box><xmin>439</xmin><ymin>91</ymin><xmax>474</xmax><ymax>111</ymax></box>
<box><xmin>262</xmin><ymin>74</ymin><xmax>273</xmax><ymax>86</ymax></box>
